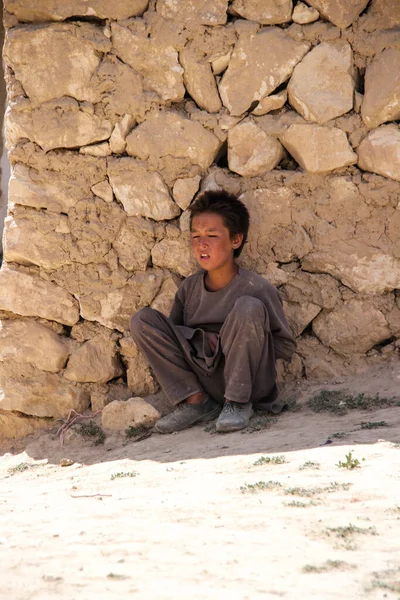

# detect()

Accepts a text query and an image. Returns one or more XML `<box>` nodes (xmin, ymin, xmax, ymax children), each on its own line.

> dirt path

<box><xmin>1</xmin><ymin>360</ymin><xmax>400</xmax><ymax>599</ymax></box>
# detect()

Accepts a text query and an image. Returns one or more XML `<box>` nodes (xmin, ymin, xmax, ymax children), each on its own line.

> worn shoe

<box><xmin>155</xmin><ymin>396</ymin><xmax>221</xmax><ymax>434</ymax></box>
<box><xmin>215</xmin><ymin>401</ymin><xmax>254</xmax><ymax>433</ymax></box>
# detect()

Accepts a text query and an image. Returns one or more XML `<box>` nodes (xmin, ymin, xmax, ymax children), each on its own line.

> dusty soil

<box><xmin>1</xmin><ymin>358</ymin><xmax>400</xmax><ymax>600</ymax></box>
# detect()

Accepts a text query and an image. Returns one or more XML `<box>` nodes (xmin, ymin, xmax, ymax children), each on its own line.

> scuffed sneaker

<box><xmin>215</xmin><ymin>401</ymin><xmax>254</xmax><ymax>433</ymax></box>
<box><xmin>155</xmin><ymin>396</ymin><xmax>221</xmax><ymax>434</ymax></box>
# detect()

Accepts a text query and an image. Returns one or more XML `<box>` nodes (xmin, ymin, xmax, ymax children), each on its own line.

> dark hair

<box><xmin>189</xmin><ymin>189</ymin><xmax>250</xmax><ymax>258</ymax></box>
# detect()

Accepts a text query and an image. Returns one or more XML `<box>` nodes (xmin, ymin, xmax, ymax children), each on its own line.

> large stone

<box><xmin>4</xmin><ymin>23</ymin><xmax>110</xmax><ymax>105</ymax></box>
<box><xmin>109</xmin><ymin>114</ymin><xmax>136</xmax><ymax>155</ymax></box>
<box><xmin>0</xmin><ymin>361</ymin><xmax>90</xmax><ymax>418</ymax></box>
<box><xmin>304</xmin><ymin>0</ymin><xmax>369</xmax><ymax>28</ymax></box>
<box><xmin>126</xmin><ymin>112</ymin><xmax>222</xmax><ymax>170</ymax></box>
<box><xmin>0</xmin><ymin>410</ymin><xmax>52</xmax><ymax>440</ymax></box>
<box><xmin>268</xmin><ymin>224</ymin><xmax>313</xmax><ymax>262</ymax></box>
<box><xmin>357</xmin><ymin>125</ymin><xmax>400</xmax><ymax>183</ymax></box>
<box><xmin>280</xmin><ymin>124</ymin><xmax>357</xmax><ymax>173</ymax></box>
<box><xmin>288</xmin><ymin>41</ymin><xmax>354</xmax><ymax>124</ymax></box>
<box><xmin>102</xmin><ymin>397</ymin><xmax>161</xmax><ymax>432</ymax></box>
<box><xmin>112</xmin><ymin>23</ymin><xmax>184</xmax><ymax>102</ymax></box>
<box><xmin>113</xmin><ymin>217</ymin><xmax>155</xmax><ymax>272</ymax></box>
<box><xmin>0</xmin><ymin>269</ymin><xmax>79</xmax><ymax>325</ymax></box>
<box><xmin>108</xmin><ymin>158</ymin><xmax>180</xmax><ymax>221</ymax></box>
<box><xmin>181</xmin><ymin>48</ymin><xmax>222</xmax><ymax>114</ymax></box>
<box><xmin>78</xmin><ymin>269</ymin><xmax>164</xmax><ymax>332</ymax></box>
<box><xmin>172</xmin><ymin>176</ymin><xmax>201</xmax><ymax>211</ymax></box>
<box><xmin>219</xmin><ymin>27</ymin><xmax>309</xmax><ymax>116</ymax></box>
<box><xmin>119</xmin><ymin>337</ymin><xmax>159</xmax><ymax>397</ymax></box>
<box><xmin>361</xmin><ymin>49</ymin><xmax>400</xmax><ymax>129</ymax></box>
<box><xmin>303</xmin><ymin>244</ymin><xmax>400</xmax><ymax>294</ymax></box>
<box><xmin>64</xmin><ymin>336</ymin><xmax>123</xmax><ymax>384</ymax></box>
<box><xmin>228</xmin><ymin>120</ymin><xmax>284</xmax><ymax>176</ymax></box>
<box><xmin>281</xmin><ymin>272</ymin><xmax>341</xmax><ymax>310</ymax></box>
<box><xmin>4</xmin><ymin>0</ymin><xmax>149</xmax><ymax>20</ymax></box>
<box><xmin>6</xmin><ymin>97</ymin><xmax>112</xmax><ymax>152</ymax></box>
<box><xmin>156</xmin><ymin>0</ymin><xmax>227</xmax><ymax>25</ymax></box>
<box><xmin>91</xmin><ymin>181</ymin><xmax>113</xmax><ymax>204</ymax></box>
<box><xmin>231</xmin><ymin>0</ymin><xmax>293</xmax><ymax>24</ymax></box>
<box><xmin>0</xmin><ymin>320</ymin><xmax>70</xmax><ymax>373</ymax></box>
<box><xmin>9</xmin><ymin>153</ymin><xmax>106</xmax><ymax>213</ymax></box>
<box><xmin>312</xmin><ymin>300</ymin><xmax>391</xmax><ymax>356</ymax></box>
<box><xmin>151</xmin><ymin>277</ymin><xmax>179</xmax><ymax>316</ymax></box>
<box><xmin>151</xmin><ymin>237</ymin><xmax>198</xmax><ymax>278</ymax></box>
<box><xmin>283</xmin><ymin>300</ymin><xmax>321</xmax><ymax>337</ymax></box>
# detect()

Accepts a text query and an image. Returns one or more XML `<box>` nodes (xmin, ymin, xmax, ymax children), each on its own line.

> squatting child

<box><xmin>130</xmin><ymin>190</ymin><xmax>296</xmax><ymax>434</ymax></box>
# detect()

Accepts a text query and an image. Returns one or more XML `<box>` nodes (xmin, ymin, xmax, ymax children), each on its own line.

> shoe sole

<box><xmin>155</xmin><ymin>405</ymin><xmax>221</xmax><ymax>434</ymax></box>
<box><xmin>215</xmin><ymin>408</ymin><xmax>254</xmax><ymax>433</ymax></box>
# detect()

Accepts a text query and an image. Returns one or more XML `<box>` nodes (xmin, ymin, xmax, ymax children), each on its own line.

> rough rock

<box><xmin>288</xmin><ymin>41</ymin><xmax>354</xmax><ymax>124</ymax></box>
<box><xmin>111</xmin><ymin>23</ymin><xmax>184</xmax><ymax>102</ymax></box>
<box><xmin>0</xmin><ymin>409</ymin><xmax>52</xmax><ymax>440</ymax></box>
<box><xmin>126</xmin><ymin>112</ymin><xmax>222</xmax><ymax>170</ymax></box>
<box><xmin>80</xmin><ymin>142</ymin><xmax>111</xmax><ymax>157</ymax></box>
<box><xmin>181</xmin><ymin>48</ymin><xmax>222</xmax><ymax>114</ymax></box>
<box><xmin>292</xmin><ymin>2</ymin><xmax>319</xmax><ymax>24</ymax></box>
<box><xmin>313</xmin><ymin>300</ymin><xmax>391</xmax><ymax>356</ymax></box>
<box><xmin>6</xmin><ymin>97</ymin><xmax>112</xmax><ymax>152</ymax></box>
<box><xmin>90</xmin><ymin>383</ymin><xmax>132</xmax><ymax>413</ymax></box>
<box><xmin>283</xmin><ymin>300</ymin><xmax>321</xmax><ymax>337</ymax></box>
<box><xmin>268</xmin><ymin>224</ymin><xmax>313</xmax><ymax>262</ymax></box>
<box><xmin>219</xmin><ymin>27</ymin><xmax>309</xmax><ymax>116</ymax></box>
<box><xmin>252</xmin><ymin>91</ymin><xmax>287</xmax><ymax>116</ymax></box>
<box><xmin>102</xmin><ymin>397</ymin><xmax>160</xmax><ymax>431</ymax></box>
<box><xmin>7</xmin><ymin>147</ymin><xmax>106</xmax><ymax>213</ymax></box>
<box><xmin>231</xmin><ymin>0</ymin><xmax>293</xmax><ymax>24</ymax></box>
<box><xmin>156</xmin><ymin>0</ymin><xmax>228</xmax><ymax>25</ymax></box>
<box><xmin>280</xmin><ymin>124</ymin><xmax>357</xmax><ymax>172</ymax></box>
<box><xmin>151</xmin><ymin>277</ymin><xmax>179</xmax><ymax>316</ymax></box>
<box><xmin>361</xmin><ymin>49</ymin><xmax>400</xmax><ymax>129</ymax></box>
<box><xmin>91</xmin><ymin>181</ymin><xmax>113</xmax><ymax>204</ymax></box>
<box><xmin>78</xmin><ymin>269</ymin><xmax>164</xmax><ymax>332</ymax></box>
<box><xmin>119</xmin><ymin>337</ymin><xmax>159</xmax><ymax>397</ymax></box>
<box><xmin>64</xmin><ymin>336</ymin><xmax>123</xmax><ymax>384</ymax></box>
<box><xmin>0</xmin><ymin>270</ymin><xmax>79</xmax><ymax>326</ymax></box>
<box><xmin>108</xmin><ymin>158</ymin><xmax>180</xmax><ymax>220</ymax></box>
<box><xmin>211</xmin><ymin>51</ymin><xmax>232</xmax><ymax>75</ymax></box>
<box><xmin>281</xmin><ymin>272</ymin><xmax>341</xmax><ymax>310</ymax></box>
<box><xmin>109</xmin><ymin>115</ymin><xmax>136</xmax><ymax>154</ymax></box>
<box><xmin>0</xmin><ymin>361</ymin><xmax>90</xmax><ymax>418</ymax></box>
<box><xmin>4</xmin><ymin>0</ymin><xmax>149</xmax><ymax>21</ymax></box>
<box><xmin>228</xmin><ymin>120</ymin><xmax>284</xmax><ymax>176</ymax></box>
<box><xmin>173</xmin><ymin>176</ymin><xmax>201</xmax><ymax>210</ymax></box>
<box><xmin>303</xmin><ymin>244</ymin><xmax>400</xmax><ymax>295</ymax></box>
<box><xmin>151</xmin><ymin>237</ymin><xmax>198</xmax><ymax>278</ymax></box>
<box><xmin>0</xmin><ymin>320</ymin><xmax>70</xmax><ymax>373</ymax></box>
<box><xmin>304</xmin><ymin>0</ymin><xmax>369</xmax><ymax>28</ymax></box>
<box><xmin>113</xmin><ymin>217</ymin><xmax>155</xmax><ymax>272</ymax></box>
<box><xmin>4</xmin><ymin>23</ymin><xmax>110</xmax><ymax>106</ymax></box>
<box><xmin>357</xmin><ymin>125</ymin><xmax>400</xmax><ymax>183</ymax></box>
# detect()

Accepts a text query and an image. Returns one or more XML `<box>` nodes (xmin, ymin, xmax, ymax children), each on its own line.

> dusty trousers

<box><xmin>130</xmin><ymin>296</ymin><xmax>280</xmax><ymax>409</ymax></box>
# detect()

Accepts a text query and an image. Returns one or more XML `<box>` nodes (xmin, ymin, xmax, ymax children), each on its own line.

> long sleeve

<box><xmin>261</xmin><ymin>288</ymin><xmax>297</xmax><ymax>361</ymax></box>
<box><xmin>169</xmin><ymin>292</ymin><xmax>184</xmax><ymax>326</ymax></box>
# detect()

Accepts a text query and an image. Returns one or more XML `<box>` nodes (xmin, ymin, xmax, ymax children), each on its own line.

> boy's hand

<box><xmin>206</xmin><ymin>332</ymin><xmax>219</xmax><ymax>353</ymax></box>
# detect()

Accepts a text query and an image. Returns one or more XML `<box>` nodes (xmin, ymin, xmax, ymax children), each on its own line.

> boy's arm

<box><xmin>169</xmin><ymin>292</ymin><xmax>184</xmax><ymax>326</ymax></box>
<box><xmin>262</xmin><ymin>288</ymin><xmax>296</xmax><ymax>361</ymax></box>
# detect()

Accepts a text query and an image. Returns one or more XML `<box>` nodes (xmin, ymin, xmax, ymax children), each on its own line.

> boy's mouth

<box><xmin>199</xmin><ymin>253</ymin><xmax>210</xmax><ymax>260</ymax></box>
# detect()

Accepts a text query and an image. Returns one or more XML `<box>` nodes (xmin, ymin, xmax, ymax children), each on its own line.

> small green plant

<box><xmin>285</xmin><ymin>500</ymin><xmax>316</xmax><ymax>508</ymax></box>
<box><xmin>302</xmin><ymin>560</ymin><xmax>354</xmax><ymax>573</ymax></box>
<box><xmin>325</xmin><ymin>523</ymin><xmax>377</xmax><ymax>539</ymax></box>
<box><xmin>361</xmin><ymin>421</ymin><xmax>387</xmax><ymax>429</ymax></box>
<box><xmin>284</xmin><ymin>481</ymin><xmax>352</xmax><ymax>497</ymax></box>
<box><xmin>330</xmin><ymin>432</ymin><xmax>348</xmax><ymax>439</ymax></box>
<box><xmin>299</xmin><ymin>461</ymin><xmax>320</xmax><ymax>470</ymax></box>
<box><xmin>308</xmin><ymin>390</ymin><xmax>394</xmax><ymax>415</ymax></box>
<box><xmin>253</xmin><ymin>455</ymin><xmax>286</xmax><ymax>466</ymax></box>
<box><xmin>77</xmin><ymin>420</ymin><xmax>105</xmax><ymax>445</ymax></box>
<box><xmin>337</xmin><ymin>451</ymin><xmax>364</xmax><ymax>470</ymax></box>
<box><xmin>240</xmin><ymin>480</ymin><xmax>282</xmax><ymax>493</ymax></box>
<box><xmin>203</xmin><ymin>424</ymin><xmax>216</xmax><ymax>434</ymax></box>
<box><xmin>246</xmin><ymin>415</ymin><xmax>278</xmax><ymax>432</ymax></box>
<box><xmin>110</xmin><ymin>471</ymin><xmax>137</xmax><ymax>480</ymax></box>
<box><xmin>125</xmin><ymin>424</ymin><xmax>151</xmax><ymax>439</ymax></box>
<box><xmin>7</xmin><ymin>462</ymin><xmax>31</xmax><ymax>475</ymax></box>
<box><xmin>368</xmin><ymin>569</ymin><xmax>400</xmax><ymax>594</ymax></box>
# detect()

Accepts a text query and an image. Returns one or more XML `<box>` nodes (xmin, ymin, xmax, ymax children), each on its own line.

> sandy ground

<box><xmin>1</xmin><ymin>359</ymin><xmax>400</xmax><ymax>600</ymax></box>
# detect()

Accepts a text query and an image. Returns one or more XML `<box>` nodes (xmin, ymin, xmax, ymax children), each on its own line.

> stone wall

<box><xmin>0</xmin><ymin>0</ymin><xmax>399</xmax><ymax>438</ymax></box>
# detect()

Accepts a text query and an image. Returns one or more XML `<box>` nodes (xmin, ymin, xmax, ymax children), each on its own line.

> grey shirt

<box><xmin>169</xmin><ymin>267</ymin><xmax>296</xmax><ymax>361</ymax></box>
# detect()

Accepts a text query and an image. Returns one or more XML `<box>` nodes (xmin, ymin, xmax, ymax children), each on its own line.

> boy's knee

<box><xmin>233</xmin><ymin>296</ymin><xmax>264</xmax><ymax>317</ymax></box>
<box><xmin>130</xmin><ymin>307</ymin><xmax>156</xmax><ymax>337</ymax></box>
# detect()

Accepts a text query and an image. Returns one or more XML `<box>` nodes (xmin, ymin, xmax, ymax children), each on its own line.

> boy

<box><xmin>130</xmin><ymin>190</ymin><xmax>296</xmax><ymax>434</ymax></box>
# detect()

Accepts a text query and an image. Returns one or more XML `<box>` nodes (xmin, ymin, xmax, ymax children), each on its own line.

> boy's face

<box><xmin>190</xmin><ymin>212</ymin><xmax>243</xmax><ymax>273</ymax></box>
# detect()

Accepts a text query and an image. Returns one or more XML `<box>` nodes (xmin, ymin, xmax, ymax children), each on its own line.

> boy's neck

<box><xmin>204</xmin><ymin>262</ymin><xmax>239</xmax><ymax>291</ymax></box>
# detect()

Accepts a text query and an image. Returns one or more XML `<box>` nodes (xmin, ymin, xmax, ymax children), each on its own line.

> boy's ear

<box><xmin>232</xmin><ymin>233</ymin><xmax>243</xmax><ymax>249</ymax></box>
